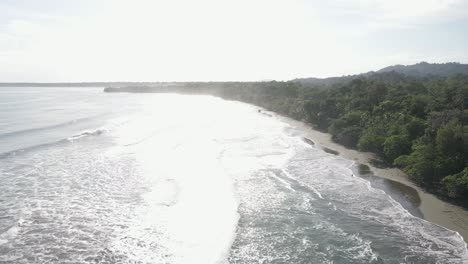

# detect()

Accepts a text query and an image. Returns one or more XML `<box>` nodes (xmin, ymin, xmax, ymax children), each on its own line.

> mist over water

<box><xmin>0</xmin><ymin>87</ymin><xmax>467</xmax><ymax>263</ymax></box>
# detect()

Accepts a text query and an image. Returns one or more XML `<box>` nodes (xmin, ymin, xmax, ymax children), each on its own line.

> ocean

<box><xmin>0</xmin><ymin>87</ymin><xmax>467</xmax><ymax>263</ymax></box>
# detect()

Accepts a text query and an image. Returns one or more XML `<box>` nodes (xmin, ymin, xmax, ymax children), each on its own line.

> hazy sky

<box><xmin>1</xmin><ymin>0</ymin><xmax>468</xmax><ymax>82</ymax></box>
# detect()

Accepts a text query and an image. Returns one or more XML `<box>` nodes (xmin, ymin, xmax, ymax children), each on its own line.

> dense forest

<box><xmin>105</xmin><ymin>64</ymin><xmax>468</xmax><ymax>205</ymax></box>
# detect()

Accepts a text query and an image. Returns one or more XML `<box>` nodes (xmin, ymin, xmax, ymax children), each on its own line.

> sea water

<box><xmin>0</xmin><ymin>87</ymin><xmax>466</xmax><ymax>263</ymax></box>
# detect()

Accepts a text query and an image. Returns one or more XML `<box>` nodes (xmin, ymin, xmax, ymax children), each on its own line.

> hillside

<box><xmin>293</xmin><ymin>62</ymin><xmax>468</xmax><ymax>85</ymax></box>
<box><xmin>378</xmin><ymin>62</ymin><xmax>468</xmax><ymax>77</ymax></box>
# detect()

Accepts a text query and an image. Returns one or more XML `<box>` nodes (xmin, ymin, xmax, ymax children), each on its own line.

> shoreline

<box><xmin>276</xmin><ymin>112</ymin><xmax>468</xmax><ymax>242</ymax></box>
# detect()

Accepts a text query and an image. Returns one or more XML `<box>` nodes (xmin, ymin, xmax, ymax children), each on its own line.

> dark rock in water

<box><xmin>103</xmin><ymin>87</ymin><xmax>116</xmax><ymax>92</ymax></box>
<box><xmin>370</xmin><ymin>158</ymin><xmax>392</xmax><ymax>169</ymax></box>
<box><xmin>355</xmin><ymin>171</ymin><xmax>423</xmax><ymax>217</ymax></box>
<box><xmin>372</xmin><ymin>176</ymin><xmax>423</xmax><ymax>217</ymax></box>
<box><xmin>354</xmin><ymin>163</ymin><xmax>423</xmax><ymax>217</ymax></box>
<box><xmin>322</xmin><ymin>147</ymin><xmax>339</xmax><ymax>155</ymax></box>
<box><xmin>357</xmin><ymin>164</ymin><xmax>371</xmax><ymax>175</ymax></box>
<box><xmin>257</xmin><ymin>109</ymin><xmax>273</xmax><ymax>117</ymax></box>
<box><xmin>302</xmin><ymin>137</ymin><xmax>315</xmax><ymax>146</ymax></box>
<box><xmin>384</xmin><ymin>179</ymin><xmax>422</xmax><ymax>208</ymax></box>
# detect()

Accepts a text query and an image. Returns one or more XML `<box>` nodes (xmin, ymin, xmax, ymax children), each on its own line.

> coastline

<box><xmin>276</xmin><ymin>112</ymin><xmax>468</xmax><ymax>242</ymax></box>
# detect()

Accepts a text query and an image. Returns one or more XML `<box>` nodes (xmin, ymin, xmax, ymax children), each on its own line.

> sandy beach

<box><xmin>276</xmin><ymin>113</ymin><xmax>468</xmax><ymax>243</ymax></box>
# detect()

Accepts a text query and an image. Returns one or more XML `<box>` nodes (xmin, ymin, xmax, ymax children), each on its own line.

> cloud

<box><xmin>0</xmin><ymin>0</ymin><xmax>467</xmax><ymax>81</ymax></box>
<box><xmin>362</xmin><ymin>0</ymin><xmax>466</xmax><ymax>19</ymax></box>
<box><xmin>319</xmin><ymin>0</ymin><xmax>468</xmax><ymax>32</ymax></box>
<box><xmin>0</xmin><ymin>0</ymin><xmax>346</xmax><ymax>81</ymax></box>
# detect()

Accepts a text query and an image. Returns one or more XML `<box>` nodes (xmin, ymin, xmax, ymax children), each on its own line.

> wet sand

<box><xmin>279</xmin><ymin>114</ymin><xmax>468</xmax><ymax>242</ymax></box>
